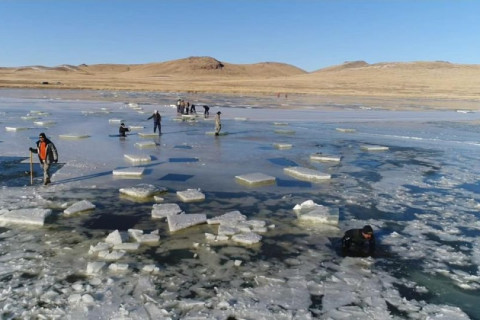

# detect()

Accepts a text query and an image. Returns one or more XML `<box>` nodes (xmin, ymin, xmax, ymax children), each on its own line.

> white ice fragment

<box><xmin>105</xmin><ymin>230</ymin><xmax>124</xmax><ymax>245</ymax></box>
<box><xmin>234</xmin><ymin>260</ymin><xmax>242</xmax><ymax>266</ymax></box>
<box><xmin>112</xmin><ymin>167</ymin><xmax>144</xmax><ymax>176</ymax></box>
<box><xmin>120</xmin><ymin>184</ymin><xmax>166</xmax><ymax>199</ymax></box>
<box><xmin>284</xmin><ymin>166</ymin><xmax>331</xmax><ymax>182</ymax></box>
<box><xmin>135</xmin><ymin>141</ymin><xmax>157</xmax><ymax>148</ymax></box>
<box><xmin>207</xmin><ymin>210</ymin><xmax>247</xmax><ymax>225</ymax></box>
<box><xmin>5</xmin><ymin>126</ymin><xmax>29</xmax><ymax>132</ymax></box>
<box><xmin>167</xmin><ymin>214</ymin><xmax>207</xmax><ymax>232</ymax></box>
<box><xmin>68</xmin><ymin>294</ymin><xmax>82</xmax><ymax>304</ymax></box>
<box><xmin>293</xmin><ymin>200</ymin><xmax>339</xmax><ymax>226</ymax></box>
<box><xmin>205</xmin><ymin>233</ymin><xmax>216</xmax><ymax>241</ymax></box>
<box><xmin>113</xmin><ymin>242</ymin><xmax>141</xmax><ymax>251</ymax></box>
<box><xmin>86</xmin><ymin>262</ymin><xmax>106</xmax><ymax>275</ymax></box>
<box><xmin>273</xmin><ymin>142</ymin><xmax>293</xmax><ymax>149</ymax></box>
<box><xmin>235</xmin><ymin>172</ymin><xmax>276</xmax><ymax>186</ymax></box>
<box><xmin>81</xmin><ymin>294</ymin><xmax>94</xmax><ymax>304</ymax></box>
<box><xmin>58</xmin><ymin>134</ymin><xmax>90</xmax><ymax>140</ymax></box>
<box><xmin>138</xmin><ymin>132</ymin><xmax>159</xmax><ymax>138</ymax></box>
<box><xmin>141</xmin><ymin>265</ymin><xmax>160</xmax><ymax>274</ymax></box>
<box><xmin>154</xmin><ymin>196</ymin><xmax>164</xmax><ymax>202</ymax></box>
<box><xmin>63</xmin><ymin>200</ymin><xmax>95</xmax><ymax>216</ymax></box>
<box><xmin>124</xmin><ymin>154</ymin><xmax>151</xmax><ymax>163</ymax></box>
<box><xmin>176</xmin><ymin>189</ymin><xmax>205</xmax><ymax>202</ymax></box>
<box><xmin>0</xmin><ymin>208</ymin><xmax>52</xmax><ymax>226</ymax></box>
<box><xmin>33</xmin><ymin>120</ymin><xmax>56</xmax><ymax>126</ymax></box>
<box><xmin>310</xmin><ymin>153</ymin><xmax>341</xmax><ymax>162</ymax></box>
<box><xmin>231</xmin><ymin>232</ymin><xmax>262</xmax><ymax>245</ymax></box>
<box><xmin>152</xmin><ymin>203</ymin><xmax>183</xmax><ymax>219</ymax></box>
<box><xmin>98</xmin><ymin>250</ymin><xmax>126</xmax><ymax>261</ymax></box>
<box><xmin>336</xmin><ymin>128</ymin><xmax>356</xmax><ymax>133</ymax></box>
<box><xmin>218</xmin><ymin>225</ymin><xmax>239</xmax><ymax>236</ymax></box>
<box><xmin>108</xmin><ymin>118</ymin><xmax>123</xmax><ymax>124</ymax></box>
<box><xmin>360</xmin><ymin>144</ymin><xmax>389</xmax><ymax>151</ymax></box>
<box><xmin>127</xmin><ymin>229</ymin><xmax>160</xmax><ymax>244</ymax></box>
<box><xmin>108</xmin><ymin>263</ymin><xmax>129</xmax><ymax>272</ymax></box>
<box><xmin>72</xmin><ymin>283</ymin><xmax>83</xmax><ymax>292</ymax></box>
<box><xmin>88</xmin><ymin>242</ymin><xmax>112</xmax><ymax>255</ymax></box>
<box><xmin>216</xmin><ymin>235</ymin><xmax>229</xmax><ymax>241</ymax></box>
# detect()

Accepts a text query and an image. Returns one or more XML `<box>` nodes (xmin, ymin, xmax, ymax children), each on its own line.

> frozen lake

<box><xmin>1</xmin><ymin>89</ymin><xmax>480</xmax><ymax>319</ymax></box>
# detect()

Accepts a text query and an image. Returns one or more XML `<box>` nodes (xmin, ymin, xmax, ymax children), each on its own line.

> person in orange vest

<box><xmin>29</xmin><ymin>132</ymin><xmax>58</xmax><ymax>185</ymax></box>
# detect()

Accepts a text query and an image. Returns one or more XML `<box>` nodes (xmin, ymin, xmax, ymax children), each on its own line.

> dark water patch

<box><xmin>159</xmin><ymin>173</ymin><xmax>194</xmax><ymax>182</ymax></box>
<box><xmin>255</xmin><ymin>233</ymin><xmax>309</xmax><ymax>261</ymax></box>
<box><xmin>64</xmin><ymin>273</ymin><xmax>88</xmax><ymax>283</ymax></box>
<box><xmin>349</xmin><ymin>170</ymin><xmax>382</xmax><ymax>183</ymax></box>
<box><xmin>403</xmin><ymin>184</ymin><xmax>449</xmax><ymax>196</ymax></box>
<box><xmin>385</xmin><ymin>301</ymin><xmax>410</xmax><ymax>318</ymax></box>
<box><xmin>20</xmin><ymin>272</ymin><xmax>38</xmax><ymax>280</ymax></box>
<box><xmin>82</xmin><ymin>213</ymin><xmax>142</xmax><ymax>230</ymax></box>
<box><xmin>309</xmin><ymin>294</ymin><xmax>323</xmax><ymax>316</ymax></box>
<box><xmin>268</xmin><ymin>157</ymin><xmax>297</xmax><ymax>167</ymax></box>
<box><xmin>459</xmin><ymin>182</ymin><xmax>480</xmax><ymax>194</ymax></box>
<box><xmin>169</xmin><ymin>157</ymin><xmax>199</xmax><ymax>163</ymax></box>
<box><xmin>174</xmin><ymin>145</ymin><xmax>193</xmax><ymax>149</ymax></box>
<box><xmin>276</xmin><ymin>178</ymin><xmax>312</xmax><ymax>188</ymax></box>
<box><xmin>146</xmin><ymin>248</ymin><xmax>195</xmax><ymax>265</ymax></box>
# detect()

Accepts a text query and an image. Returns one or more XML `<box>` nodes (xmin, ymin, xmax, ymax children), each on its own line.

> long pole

<box><xmin>30</xmin><ymin>151</ymin><xmax>33</xmax><ymax>185</ymax></box>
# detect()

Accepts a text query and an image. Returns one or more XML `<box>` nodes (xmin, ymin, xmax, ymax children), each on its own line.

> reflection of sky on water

<box><xmin>1</xmin><ymin>89</ymin><xmax>480</xmax><ymax>319</ymax></box>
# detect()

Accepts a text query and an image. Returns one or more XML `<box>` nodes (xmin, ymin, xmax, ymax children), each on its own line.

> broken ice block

<box><xmin>108</xmin><ymin>118</ymin><xmax>123</xmax><ymax>124</ymax></box>
<box><xmin>127</xmin><ymin>229</ymin><xmax>160</xmax><ymax>244</ymax></box>
<box><xmin>59</xmin><ymin>134</ymin><xmax>90</xmax><ymax>140</ymax></box>
<box><xmin>105</xmin><ymin>230</ymin><xmax>124</xmax><ymax>245</ymax></box>
<box><xmin>63</xmin><ymin>200</ymin><xmax>96</xmax><ymax>216</ymax></box>
<box><xmin>33</xmin><ymin>120</ymin><xmax>56</xmax><ymax>126</ymax></box>
<box><xmin>360</xmin><ymin>145</ymin><xmax>389</xmax><ymax>151</ymax></box>
<box><xmin>293</xmin><ymin>200</ymin><xmax>339</xmax><ymax>226</ymax></box>
<box><xmin>235</xmin><ymin>173</ymin><xmax>276</xmax><ymax>186</ymax></box>
<box><xmin>284</xmin><ymin>166</ymin><xmax>331</xmax><ymax>182</ymax></box>
<box><xmin>273</xmin><ymin>143</ymin><xmax>293</xmax><ymax>150</ymax></box>
<box><xmin>98</xmin><ymin>250</ymin><xmax>126</xmax><ymax>261</ymax></box>
<box><xmin>113</xmin><ymin>242</ymin><xmax>141</xmax><ymax>251</ymax></box>
<box><xmin>138</xmin><ymin>132</ymin><xmax>159</xmax><ymax>138</ymax></box>
<box><xmin>135</xmin><ymin>141</ymin><xmax>157</xmax><ymax>149</ymax></box>
<box><xmin>167</xmin><ymin>214</ymin><xmax>207</xmax><ymax>232</ymax></box>
<box><xmin>124</xmin><ymin>154</ymin><xmax>151</xmax><ymax>163</ymax></box>
<box><xmin>0</xmin><ymin>208</ymin><xmax>52</xmax><ymax>226</ymax></box>
<box><xmin>108</xmin><ymin>263</ymin><xmax>129</xmax><ymax>272</ymax></box>
<box><xmin>119</xmin><ymin>184</ymin><xmax>167</xmax><ymax>199</ymax></box>
<box><xmin>151</xmin><ymin>203</ymin><xmax>183</xmax><ymax>219</ymax></box>
<box><xmin>176</xmin><ymin>189</ymin><xmax>205</xmax><ymax>202</ymax></box>
<box><xmin>336</xmin><ymin>128</ymin><xmax>356</xmax><ymax>133</ymax></box>
<box><xmin>310</xmin><ymin>153</ymin><xmax>341</xmax><ymax>162</ymax></box>
<box><xmin>86</xmin><ymin>262</ymin><xmax>106</xmax><ymax>275</ymax></box>
<box><xmin>112</xmin><ymin>167</ymin><xmax>144</xmax><ymax>176</ymax></box>
<box><xmin>207</xmin><ymin>210</ymin><xmax>247</xmax><ymax>225</ymax></box>
<box><xmin>231</xmin><ymin>232</ymin><xmax>262</xmax><ymax>245</ymax></box>
<box><xmin>5</xmin><ymin>127</ymin><xmax>29</xmax><ymax>132</ymax></box>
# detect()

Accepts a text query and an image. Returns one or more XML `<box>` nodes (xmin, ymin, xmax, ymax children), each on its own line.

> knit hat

<box><xmin>39</xmin><ymin>133</ymin><xmax>46</xmax><ymax>138</ymax></box>
<box><xmin>362</xmin><ymin>225</ymin><xmax>373</xmax><ymax>234</ymax></box>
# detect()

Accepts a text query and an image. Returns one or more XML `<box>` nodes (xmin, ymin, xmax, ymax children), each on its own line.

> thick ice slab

<box><xmin>274</xmin><ymin>129</ymin><xmax>295</xmax><ymax>134</ymax></box>
<box><xmin>235</xmin><ymin>173</ymin><xmax>276</xmax><ymax>186</ymax></box>
<box><xmin>108</xmin><ymin>118</ymin><xmax>124</xmax><ymax>124</ymax></box>
<box><xmin>129</xmin><ymin>125</ymin><xmax>145</xmax><ymax>131</ymax></box>
<box><xmin>284</xmin><ymin>166</ymin><xmax>331</xmax><ymax>182</ymax></box>
<box><xmin>134</xmin><ymin>141</ymin><xmax>157</xmax><ymax>148</ymax></box>
<box><xmin>112</xmin><ymin>167</ymin><xmax>144</xmax><ymax>176</ymax></box>
<box><xmin>63</xmin><ymin>200</ymin><xmax>96</xmax><ymax>216</ymax></box>
<box><xmin>0</xmin><ymin>208</ymin><xmax>52</xmax><ymax>226</ymax></box>
<box><xmin>167</xmin><ymin>213</ymin><xmax>207</xmax><ymax>232</ymax></box>
<box><xmin>138</xmin><ymin>132</ymin><xmax>159</xmax><ymax>138</ymax></box>
<box><xmin>293</xmin><ymin>200</ymin><xmax>339</xmax><ymax>226</ymax></box>
<box><xmin>361</xmin><ymin>144</ymin><xmax>389</xmax><ymax>151</ymax></box>
<box><xmin>119</xmin><ymin>184</ymin><xmax>167</xmax><ymax>199</ymax></box>
<box><xmin>176</xmin><ymin>189</ymin><xmax>205</xmax><ymax>202</ymax></box>
<box><xmin>273</xmin><ymin>143</ymin><xmax>293</xmax><ymax>150</ymax></box>
<box><xmin>124</xmin><ymin>154</ymin><xmax>151</xmax><ymax>163</ymax></box>
<box><xmin>128</xmin><ymin>229</ymin><xmax>160</xmax><ymax>244</ymax></box>
<box><xmin>5</xmin><ymin>127</ymin><xmax>29</xmax><ymax>132</ymax></box>
<box><xmin>33</xmin><ymin>121</ymin><xmax>56</xmax><ymax>126</ymax></box>
<box><xmin>151</xmin><ymin>203</ymin><xmax>183</xmax><ymax>219</ymax></box>
<box><xmin>310</xmin><ymin>153</ymin><xmax>341</xmax><ymax>162</ymax></box>
<box><xmin>231</xmin><ymin>232</ymin><xmax>262</xmax><ymax>245</ymax></box>
<box><xmin>59</xmin><ymin>134</ymin><xmax>90</xmax><ymax>140</ymax></box>
<box><xmin>336</xmin><ymin>128</ymin><xmax>356</xmax><ymax>133</ymax></box>
<box><xmin>207</xmin><ymin>210</ymin><xmax>247</xmax><ymax>225</ymax></box>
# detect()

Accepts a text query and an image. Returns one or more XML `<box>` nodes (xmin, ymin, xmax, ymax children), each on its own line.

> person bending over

<box><xmin>119</xmin><ymin>122</ymin><xmax>130</xmax><ymax>137</ymax></box>
<box><xmin>341</xmin><ymin>225</ymin><xmax>375</xmax><ymax>257</ymax></box>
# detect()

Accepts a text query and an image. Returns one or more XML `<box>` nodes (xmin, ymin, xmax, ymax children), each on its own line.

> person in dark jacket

<box><xmin>341</xmin><ymin>225</ymin><xmax>375</xmax><ymax>257</ymax></box>
<box><xmin>119</xmin><ymin>123</ymin><xmax>130</xmax><ymax>137</ymax></box>
<box><xmin>203</xmin><ymin>105</ymin><xmax>210</xmax><ymax>118</ymax></box>
<box><xmin>29</xmin><ymin>132</ymin><xmax>58</xmax><ymax>185</ymax></box>
<box><xmin>147</xmin><ymin>110</ymin><xmax>162</xmax><ymax>135</ymax></box>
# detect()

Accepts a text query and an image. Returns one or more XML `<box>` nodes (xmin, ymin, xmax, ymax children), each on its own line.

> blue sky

<box><xmin>0</xmin><ymin>0</ymin><xmax>478</xmax><ymax>71</ymax></box>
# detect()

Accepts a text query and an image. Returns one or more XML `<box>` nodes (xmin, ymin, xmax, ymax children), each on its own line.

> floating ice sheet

<box><xmin>108</xmin><ymin>119</ymin><xmax>123</xmax><ymax>124</ymax></box>
<box><xmin>336</xmin><ymin>128</ymin><xmax>356</xmax><ymax>133</ymax></box>
<box><xmin>310</xmin><ymin>153</ymin><xmax>341</xmax><ymax>162</ymax></box>
<box><xmin>63</xmin><ymin>200</ymin><xmax>96</xmax><ymax>216</ymax></box>
<box><xmin>167</xmin><ymin>213</ymin><xmax>207</xmax><ymax>232</ymax></box>
<box><xmin>0</xmin><ymin>208</ymin><xmax>52</xmax><ymax>226</ymax></box>
<box><xmin>231</xmin><ymin>232</ymin><xmax>262</xmax><ymax>245</ymax></box>
<box><xmin>360</xmin><ymin>144</ymin><xmax>389</xmax><ymax>151</ymax></box>
<box><xmin>112</xmin><ymin>167</ymin><xmax>144</xmax><ymax>176</ymax></box>
<box><xmin>176</xmin><ymin>189</ymin><xmax>205</xmax><ymax>202</ymax></box>
<box><xmin>151</xmin><ymin>203</ymin><xmax>183</xmax><ymax>219</ymax></box>
<box><xmin>124</xmin><ymin>154</ymin><xmax>151</xmax><ymax>163</ymax></box>
<box><xmin>119</xmin><ymin>184</ymin><xmax>167</xmax><ymax>199</ymax></box>
<box><xmin>235</xmin><ymin>172</ymin><xmax>276</xmax><ymax>186</ymax></box>
<box><xmin>293</xmin><ymin>200</ymin><xmax>339</xmax><ymax>226</ymax></box>
<box><xmin>284</xmin><ymin>166</ymin><xmax>331</xmax><ymax>182</ymax></box>
<box><xmin>128</xmin><ymin>229</ymin><xmax>160</xmax><ymax>244</ymax></box>
<box><xmin>273</xmin><ymin>143</ymin><xmax>293</xmax><ymax>150</ymax></box>
<box><xmin>207</xmin><ymin>210</ymin><xmax>247</xmax><ymax>225</ymax></box>
<box><xmin>33</xmin><ymin>121</ymin><xmax>56</xmax><ymax>126</ymax></box>
<box><xmin>134</xmin><ymin>141</ymin><xmax>157</xmax><ymax>148</ymax></box>
<box><xmin>138</xmin><ymin>133</ymin><xmax>159</xmax><ymax>138</ymax></box>
<box><xmin>59</xmin><ymin>134</ymin><xmax>90</xmax><ymax>140</ymax></box>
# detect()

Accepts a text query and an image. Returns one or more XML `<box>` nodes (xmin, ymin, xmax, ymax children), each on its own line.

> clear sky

<box><xmin>1</xmin><ymin>0</ymin><xmax>479</xmax><ymax>71</ymax></box>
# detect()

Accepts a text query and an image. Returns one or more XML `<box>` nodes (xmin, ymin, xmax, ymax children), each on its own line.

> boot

<box><xmin>44</xmin><ymin>178</ymin><xmax>51</xmax><ymax>185</ymax></box>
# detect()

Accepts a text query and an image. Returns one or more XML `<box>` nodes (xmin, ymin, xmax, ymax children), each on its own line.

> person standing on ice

<box><xmin>341</xmin><ymin>225</ymin><xmax>376</xmax><ymax>257</ymax></box>
<box><xmin>29</xmin><ymin>132</ymin><xmax>58</xmax><ymax>185</ymax></box>
<box><xmin>214</xmin><ymin>111</ymin><xmax>222</xmax><ymax>136</ymax></box>
<box><xmin>147</xmin><ymin>110</ymin><xmax>162</xmax><ymax>135</ymax></box>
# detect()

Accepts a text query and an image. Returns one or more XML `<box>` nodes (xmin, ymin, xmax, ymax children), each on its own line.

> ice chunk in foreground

<box><xmin>235</xmin><ymin>173</ymin><xmax>276</xmax><ymax>186</ymax></box>
<box><xmin>127</xmin><ymin>229</ymin><xmax>160</xmax><ymax>244</ymax></box>
<box><xmin>232</xmin><ymin>232</ymin><xmax>262</xmax><ymax>245</ymax></box>
<box><xmin>112</xmin><ymin>167</ymin><xmax>144</xmax><ymax>176</ymax></box>
<box><xmin>151</xmin><ymin>203</ymin><xmax>183</xmax><ymax>219</ymax></box>
<box><xmin>135</xmin><ymin>141</ymin><xmax>157</xmax><ymax>149</ymax></box>
<box><xmin>124</xmin><ymin>154</ymin><xmax>151</xmax><ymax>163</ymax></box>
<box><xmin>63</xmin><ymin>200</ymin><xmax>96</xmax><ymax>216</ymax></box>
<box><xmin>273</xmin><ymin>142</ymin><xmax>293</xmax><ymax>150</ymax></box>
<box><xmin>360</xmin><ymin>144</ymin><xmax>389</xmax><ymax>151</ymax></box>
<box><xmin>293</xmin><ymin>200</ymin><xmax>339</xmax><ymax>226</ymax></box>
<box><xmin>105</xmin><ymin>230</ymin><xmax>124</xmax><ymax>245</ymax></box>
<box><xmin>310</xmin><ymin>153</ymin><xmax>341</xmax><ymax>162</ymax></box>
<box><xmin>0</xmin><ymin>208</ymin><xmax>52</xmax><ymax>226</ymax></box>
<box><xmin>284</xmin><ymin>166</ymin><xmax>331</xmax><ymax>182</ymax></box>
<box><xmin>86</xmin><ymin>262</ymin><xmax>106</xmax><ymax>275</ymax></box>
<box><xmin>119</xmin><ymin>184</ymin><xmax>167</xmax><ymax>199</ymax></box>
<box><xmin>33</xmin><ymin>120</ymin><xmax>56</xmax><ymax>126</ymax></box>
<box><xmin>176</xmin><ymin>189</ymin><xmax>205</xmax><ymax>202</ymax></box>
<box><xmin>167</xmin><ymin>214</ymin><xmax>207</xmax><ymax>232</ymax></box>
<box><xmin>138</xmin><ymin>132</ymin><xmax>159</xmax><ymax>138</ymax></box>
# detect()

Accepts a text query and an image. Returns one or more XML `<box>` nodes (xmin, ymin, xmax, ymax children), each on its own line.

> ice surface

<box><xmin>0</xmin><ymin>208</ymin><xmax>52</xmax><ymax>226</ymax></box>
<box><xmin>274</xmin><ymin>129</ymin><xmax>295</xmax><ymax>134</ymax></box>
<box><xmin>360</xmin><ymin>144</ymin><xmax>389</xmax><ymax>151</ymax></box>
<box><xmin>176</xmin><ymin>188</ymin><xmax>205</xmax><ymax>202</ymax></box>
<box><xmin>119</xmin><ymin>184</ymin><xmax>167</xmax><ymax>198</ymax></box>
<box><xmin>235</xmin><ymin>172</ymin><xmax>276</xmax><ymax>186</ymax></box>
<box><xmin>33</xmin><ymin>120</ymin><xmax>56</xmax><ymax>126</ymax></box>
<box><xmin>205</xmin><ymin>131</ymin><xmax>228</xmax><ymax>135</ymax></box>
<box><xmin>284</xmin><ymin>166</ymin><xmax>331</xmax><ymax>182</ymax></box>
<box><xmin>58</xmin><ymin>134</ymin><xmax>90</xmax><ymax>140</ymax></box>
<box><xmin>108</xmin><ymin>118</ymin><xmax>123</xmax><ymax>124</ymax></box>
<box><xmin>231</xmin><ymin>232</ymin><xmax>262</xmax><ymax>245</ymax></box>
<box><xmin>273</xmin><ymin>142</ymin><xmax>293</xmax><ymax>149</ymax></box>
<box><xmin>167</xmin><ymin>213</ymin><xmax>207</xmax><ymax>232</ymax></box>
<box><xmin>112</xmin><ymin>167</ymin><xmax>144</xmax><ymax>176</ymax></box>
<box><xmin>63</xmin><ymin>200</ymin><xmax>96</xmax><ymax>216</ymax></box>
<box><xmin>104</xmin><ymin>230</ymin><xmax>124</xmax><ymax>245</ymax></box>
<box><xmin>151</xmin><ymin>203</ymin><xmax>183</xmax><ymax>219</ymax></box>
<box><xmin>336</xmin><ymin>127</ymin><xmax>356</xmax><ymax>132</ymax></box>
<box><xmin>134</xmin><ymin>141</ymin><xmax>157</xmax><ymax>148</ymax></box>
<box><xmin>310</xmin><ymin>153</ymin><xmax>341</xmax><ymax>162</ymax></box>
<box><xmin>123</xmin><ymin>154</ymin><xmax>151</xmax><ymax>163</ymax></box>
<box><xmin>137</xmin><ymin>132</ymin><xmax>159</xmax><ymax>138</ymax></box>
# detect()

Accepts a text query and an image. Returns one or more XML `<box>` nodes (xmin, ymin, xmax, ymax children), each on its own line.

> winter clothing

<box><xmin>29</xmin><ymin>133</ymin><xmax>58</xmax><ymax>185</ymax></box>
<box><xmin>215</xmin><ymin>112</ymin><xmax>222</xmax><ymax>136</ymax></box>
<box><xmin>341</xmin><ymin>225</ymin><xmax>375</xmax><ymax>257</ymax></box>
<box><xmin>119</xmin><ymin>123</ymin><xmax>130</xmax><ymax>137</ymax></box>
<box><xmin>147</xmin><ymin>111</ymin><xmax>162</xmax><ymax>135</ymax></box>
